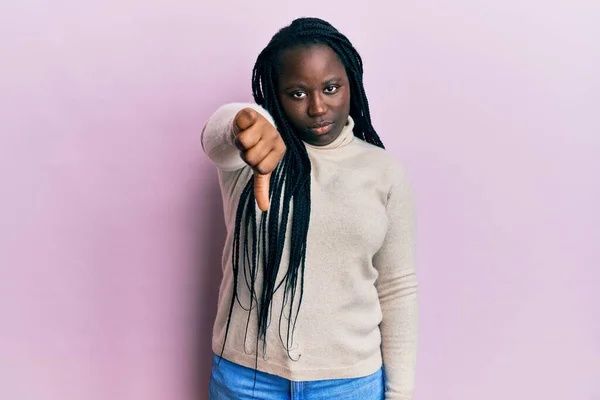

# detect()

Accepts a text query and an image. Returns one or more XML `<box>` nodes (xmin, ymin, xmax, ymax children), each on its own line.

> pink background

<box><xmin>1</xmin><ymin>1</ymin><xmax>598</xmax><ymax>399</ymax></box>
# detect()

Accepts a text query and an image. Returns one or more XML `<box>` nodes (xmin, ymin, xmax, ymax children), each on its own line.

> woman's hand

<box><xmin>233</xmin><ymin>108</ymin><xmax>286</xmax><ymax>211</ymax></box>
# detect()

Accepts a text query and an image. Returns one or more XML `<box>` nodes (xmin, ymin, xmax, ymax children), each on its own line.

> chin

<box><xmin>306</xmin><ymin>131</ymin><xmax>339</xmax><ymax>146</ymax></box>
<box><xmin>295</xmin><ymin>121</ymin><xmax>343</xmax><ymax>146</ymax></box>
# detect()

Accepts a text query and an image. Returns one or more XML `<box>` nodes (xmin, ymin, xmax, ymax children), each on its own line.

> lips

<box><xmin>308</xmin><ymin>122</ymin><xmax>334</xmax><ymax>135</ymax></box>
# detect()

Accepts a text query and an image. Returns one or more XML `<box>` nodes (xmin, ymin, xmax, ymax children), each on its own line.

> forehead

<box><xmin>277</xmin><ymin>44</ymin><xmax>346</xmax><ymax>83</ymax></box>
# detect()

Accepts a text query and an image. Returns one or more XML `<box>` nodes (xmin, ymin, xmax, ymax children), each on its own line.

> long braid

<box><xmin>220</xmin><ymin>17</ymin><xmax>385</xmax><ymax>365</ymax></box>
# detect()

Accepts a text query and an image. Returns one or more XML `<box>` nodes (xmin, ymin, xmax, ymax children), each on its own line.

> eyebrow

<box><xmin>282</xmin><ymin>77</ymin><xmax>344</xmax><ymax>91</ymax></box>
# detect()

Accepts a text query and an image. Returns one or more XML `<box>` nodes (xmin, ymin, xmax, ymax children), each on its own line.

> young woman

<box><xmin>201</xmin><ymin>16</ymin><xmax>418</xmax><ymax>400</ymax></box>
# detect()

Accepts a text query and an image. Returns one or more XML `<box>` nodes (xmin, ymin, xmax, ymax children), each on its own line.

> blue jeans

<box><xmin>209</xmin><ymin>353</ymin><xmax>384</xmax><ymax>400</ymax></box>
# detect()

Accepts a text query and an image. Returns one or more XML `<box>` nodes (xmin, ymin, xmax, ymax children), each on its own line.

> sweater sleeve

<box><xmin>373</xmin><ymin>167</ymin><xmax>419</xmax><ymax>400</ymax></box>
<box><xmin>201</xmin><ymin>102</ymin><xmax>276</xmax><ymax>171</ymax></box>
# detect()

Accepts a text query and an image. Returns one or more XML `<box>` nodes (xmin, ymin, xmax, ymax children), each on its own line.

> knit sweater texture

<box><xmin>201</xmin><ymin>102</ymin><xmax>418</xmax><ymax>400</ymax></box>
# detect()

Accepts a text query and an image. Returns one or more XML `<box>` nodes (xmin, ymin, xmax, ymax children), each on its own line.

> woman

<box><xmin>201</xmin><ymin>17</ymin><xmax>418</xmax><ymax>400</ymax></box>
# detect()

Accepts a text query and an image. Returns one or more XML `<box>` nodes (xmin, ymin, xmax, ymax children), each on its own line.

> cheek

<box><xmin>341</xmin><ymin>93</ymin><xmax>351</xmax><ymax>108</ymax></box>
<box><xmin>344</xmin><ymin>87</ymin><xmax>351</xmax><ymax>106</ymax></box>
<box><xmin>280</xmin><ymin>98</ymin><xmax>304</xmax><ymax>124</ymax></box>
<box><xmin>334</xmin><ymin>90</ymin><xmax>351</xmax><ymax>114</ymax></box>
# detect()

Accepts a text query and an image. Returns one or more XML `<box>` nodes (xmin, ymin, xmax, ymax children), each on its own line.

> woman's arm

<box><xmin>201</xmin><ymin>102</ymin><xmax>276</xmax><ymax>171</ymax></box>
<box><xmin>373</xmin><ymin>166</ymin><xmax>419</xmax><ymax>400</ymax></box>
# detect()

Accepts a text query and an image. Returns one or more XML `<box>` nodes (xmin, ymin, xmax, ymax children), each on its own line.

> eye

<box><xmin>324</xmin><ymin>85</ymin><xmax>339</xmax><ymax>94</ymax></box>
<box><xmin>290</xmin><ymin>91</ymin><xmax>307</xmax><ymax>99</ymax></box>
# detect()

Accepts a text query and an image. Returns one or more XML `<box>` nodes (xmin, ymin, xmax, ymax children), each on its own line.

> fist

<box><xmin>233</xmin><ymin>108</ymin><xmax>286</xmax><ymax>211</ymax></box>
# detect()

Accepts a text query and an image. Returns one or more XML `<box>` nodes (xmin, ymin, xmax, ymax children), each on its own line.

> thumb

<box><xmin>235</xmin><ymin>108</ymin><xmax>258</xmax><ymax>133</ymax></box>
<box><xmin>254</xmin><ymin>172</ymin><xmax>271</xmax><ymax>212</ymax></box>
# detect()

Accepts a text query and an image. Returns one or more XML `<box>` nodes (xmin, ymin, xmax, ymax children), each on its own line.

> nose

<box><xmin>307</xmin><ymin>93</ymin><xmax>327</xmax><ymax>117</ymax></box>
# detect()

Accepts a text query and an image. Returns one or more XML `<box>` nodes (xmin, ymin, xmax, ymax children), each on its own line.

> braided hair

<box><xmin>220</xmin><ymin>17</ymin><xmax>385</xmax><ymax>363</ymax></box>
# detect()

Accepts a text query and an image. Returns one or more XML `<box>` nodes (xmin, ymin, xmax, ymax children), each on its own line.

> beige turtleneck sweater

<box><xmin>201</xmin><ymin>102</ymin><xmax>418</xmax><ymax>400</ymax></box>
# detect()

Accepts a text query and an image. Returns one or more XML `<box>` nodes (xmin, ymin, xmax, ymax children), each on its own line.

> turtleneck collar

<box><xmin>303</xmin><ymin>116</ymin><xmax>355</xmax><ymax>150</ymax></box>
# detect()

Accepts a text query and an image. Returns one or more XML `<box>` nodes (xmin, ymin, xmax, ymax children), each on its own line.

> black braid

<box><xmin>219</xmin><ymin>17</ymin><xmax>385</xmax><ymax>366</ymax></box>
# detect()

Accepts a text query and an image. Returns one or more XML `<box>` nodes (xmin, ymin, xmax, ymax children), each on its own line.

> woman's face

<box><xmin>276</xmin><ymin>44</ymin><xmax>351</xmax><ymax>147</ymax></box>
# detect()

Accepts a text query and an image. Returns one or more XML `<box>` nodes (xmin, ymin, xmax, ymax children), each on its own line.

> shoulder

<box><xmin>350</xmin><ymin>138</ymin><xmax>415</xmax><ymax>211</ymax></box>
<box><xmin>351</xmin><ymin>138</ymin><xmax>409</xmax><ymax>182</ymax></box>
